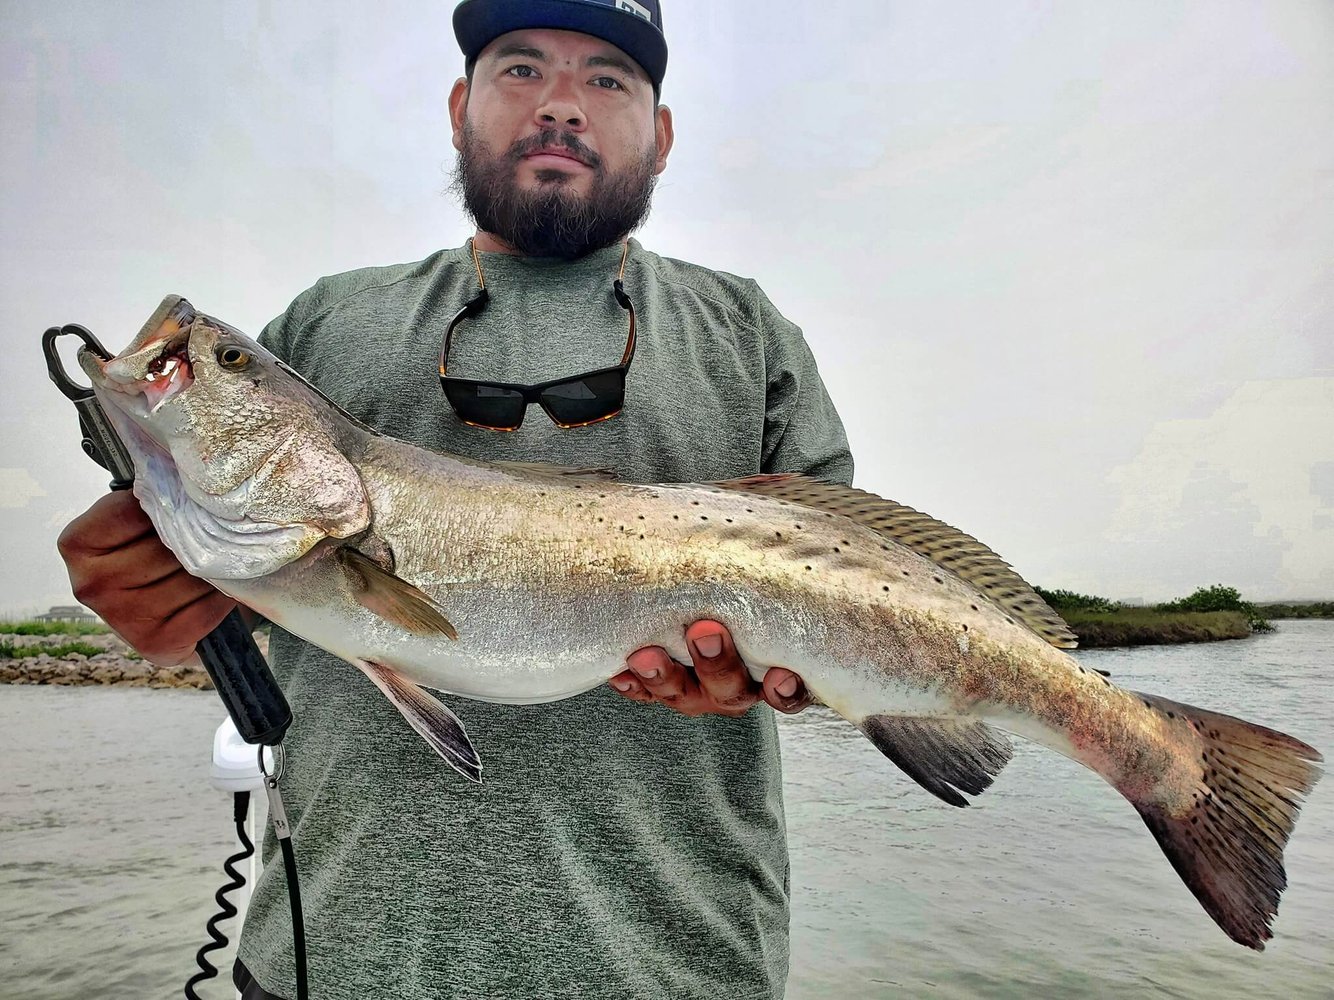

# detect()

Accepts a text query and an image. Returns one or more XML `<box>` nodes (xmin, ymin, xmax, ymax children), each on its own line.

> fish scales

<box><xmin>79</xmin><ymin>295</ymin><xmax>1323</xmax><ymax>951</ymax></box>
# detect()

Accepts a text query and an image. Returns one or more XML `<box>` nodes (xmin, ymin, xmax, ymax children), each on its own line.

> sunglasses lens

<box><xmin>540</xmin><ymin>370</ymin><xmax>625</xmax><ymax>426</ymax></box>
<box><xmin>443</xmin><ymin>381</ymin><xmax>527</xmax><ymax>429</ymax></box>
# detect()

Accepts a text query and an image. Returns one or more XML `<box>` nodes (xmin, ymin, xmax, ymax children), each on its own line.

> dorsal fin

<box><xmin>712</xmin><ymin>474</ymin><xmax>1078</xmax><ymax>649</ymax></box>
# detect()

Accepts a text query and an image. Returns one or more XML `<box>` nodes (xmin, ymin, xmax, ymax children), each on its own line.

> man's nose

<box><xmin>534</xmin><ymin>78</ymin><xmax>586</xmax><ymax>130</ymax></box>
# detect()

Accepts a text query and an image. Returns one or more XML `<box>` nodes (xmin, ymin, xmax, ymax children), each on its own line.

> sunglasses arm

<box><xmin>439</xmin><ymin>288</ymin><xmax>491</xmax><ymax>377</ymax></box>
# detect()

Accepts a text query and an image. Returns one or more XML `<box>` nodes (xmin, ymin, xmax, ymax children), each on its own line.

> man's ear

<box><xmin>653</xmin><ymin>104</ymin><xmax>675</xmax><ymax>176</ymax></box>
<box><xmin>448</xmin><ymin>77</ymin><xmax>469</xmax><ymax>152</ymax></box>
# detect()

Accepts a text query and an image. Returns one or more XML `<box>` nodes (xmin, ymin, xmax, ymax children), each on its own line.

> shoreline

<box><xmin>0</xmin><ymin>629</ymin><xmax>261</xmax><ymax>689</ymax></box>
<box><xmin>3</xmin><ymin>617</ymin><xmax>1315</xmax><ymax>688</ymax></box>
<box><xmin>1059</xmin><ymin>609</ymin><xmax>1256</xmax><ymax>648</ymax></box>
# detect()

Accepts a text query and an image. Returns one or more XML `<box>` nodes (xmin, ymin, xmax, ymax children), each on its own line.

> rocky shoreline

<box><xmin>0</xmin><ymin>630</ymin><xmax>267</xmax><ymax>690</ymax></box>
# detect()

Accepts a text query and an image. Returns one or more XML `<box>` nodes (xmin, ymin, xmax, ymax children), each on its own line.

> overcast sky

<box><xmin>2</xmin><ymin>0</ymin><xmax>1332</xmax><ymax>617</ymax></box>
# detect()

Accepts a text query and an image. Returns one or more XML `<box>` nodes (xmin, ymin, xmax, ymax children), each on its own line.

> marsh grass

<box><xmin>0</xmin><ymin>639</ymin><xmax>105</xmax><ymax>659</ymax></box>
<box><xmin>1059</xmin><ymin>609</ymin><xmax>1252</xmax><ymax>648</ymax></box>
<box><xmin>1</xmin><ymin>620</ymin><xmax>110</xmax><ymax>637</ymax></box>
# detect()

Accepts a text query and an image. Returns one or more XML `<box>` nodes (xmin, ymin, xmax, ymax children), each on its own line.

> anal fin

<box><xmin>861</xmin><ymin>715</ymin><xmax>1012</xmax><ymax>807</ymax></box>
<box><xmin>357</xmin><ymin>660</ymin><xmax>482</xmax><ymax>783</ymax></box>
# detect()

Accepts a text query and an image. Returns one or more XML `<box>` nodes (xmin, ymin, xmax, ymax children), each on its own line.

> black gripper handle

<box><xmin>195</xmin><ymin>608</ymin><xmax>292</xmax><ymax>746</ymax></box>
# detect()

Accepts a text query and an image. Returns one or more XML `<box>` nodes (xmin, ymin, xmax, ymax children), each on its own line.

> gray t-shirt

<box><xmin>237</xmin><ymin>238</ymin><xmax>853</xmax><ymax>1000</ymax></box>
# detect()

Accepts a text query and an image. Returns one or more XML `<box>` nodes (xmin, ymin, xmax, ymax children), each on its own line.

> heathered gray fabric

<box><xmin>236</xmin><ymin>238</ymin><xmax>853</xmax><ymax>1000</ymax></box>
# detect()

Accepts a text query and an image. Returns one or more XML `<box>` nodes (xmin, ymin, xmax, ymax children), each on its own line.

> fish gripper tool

<box><xmin>42</xmin><ymin>317</ymin><xmax>293</xmax><ymax>747</ymax></box>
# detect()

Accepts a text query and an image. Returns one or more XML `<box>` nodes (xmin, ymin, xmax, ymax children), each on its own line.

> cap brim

<box><xmin>454</xmin><ymin>0</ymin><xmax>667</xmax><ymax>90</ymax></box>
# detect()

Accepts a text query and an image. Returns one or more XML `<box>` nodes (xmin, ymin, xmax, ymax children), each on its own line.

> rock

<box><xmin>48</xmin><ymin>662</ymin><xmax>86</xmax><ymax>685</ymax></box>
<box><xmin>91</xmin><ymin>665</ymin><xmax>124</xmax><ymax>684</ymax></box>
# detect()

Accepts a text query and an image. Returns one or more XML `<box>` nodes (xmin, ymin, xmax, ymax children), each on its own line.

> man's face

<box><xmin>449</xmin><ymin>28</ymin><xmax>673</xmax><ymax>258</ymax></box>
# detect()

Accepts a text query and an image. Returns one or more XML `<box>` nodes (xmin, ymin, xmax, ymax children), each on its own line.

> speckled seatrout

<box><xmin>82</xmin><ymin>295</ymin><xmax>1321</xmax><ymax>950</ymax></box>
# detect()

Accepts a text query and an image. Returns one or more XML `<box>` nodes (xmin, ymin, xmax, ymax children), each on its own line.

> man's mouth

<box><xmin>523</xmin><ymin>148</ymin><xmax>591</xmax><ymax>168</ymax></box>
<box><xmin>515</xmin><ymin>133</ymin><xmax>599</xmax><ymax>170</ymax></box>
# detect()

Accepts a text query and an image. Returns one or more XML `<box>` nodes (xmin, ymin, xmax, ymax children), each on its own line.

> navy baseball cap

<box><xmin>454</xmin><ymin>0</ymin><xmax>668</xmax><ymax>93</ymax></box>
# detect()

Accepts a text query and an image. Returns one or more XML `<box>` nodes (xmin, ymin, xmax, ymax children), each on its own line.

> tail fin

<box><xmin>1132</xmin><ymin>691</ymin><xmax>1322</xmax><ymax>950</ymax></box>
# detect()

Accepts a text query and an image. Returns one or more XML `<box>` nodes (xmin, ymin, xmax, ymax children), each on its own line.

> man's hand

<box><xmin>56</xmin><ymin>491</ymin><xmax>236</xmax><ymax>666</ymax></box>
<box><xmin>610</xmin><ymin>620</ymin><xmax>812</xmax><ymax>717</ymax></box>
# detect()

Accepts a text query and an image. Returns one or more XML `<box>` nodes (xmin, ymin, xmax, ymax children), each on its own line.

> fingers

<box><xmin>761</xmin><ymin>667</ymin><xmax>814</xmax><ymax>714</ymax></box>
<box><xmin>57</xmin><ymin>490</ymin><xmax>155</xmax><ymax>554</ymax></box>
<box><xmin>610</xmin><ymin>621</ymin><xmax>761</xmax><ymax>718</ymax></box>
<box><xmin>684</xmin><ymin>621</ymin><xmax>758</xmax><ymax>715</ymax></box>
<box><xmin>57</xmin><ymin>492</ymin><xmax>237</xmax><ymax>665</ymax></box>
<box><xmin>100</xmin><ymin>531</ymin><xmax>192</xmax><ymax>591</ymax></box>
<box><xmin>624</xmin><ymin>645</ymin><xmax>704</xmax><ymax>714</ymax></box>
<box><xmin>609</xmin><ymin>621</ymin><xmax>814</xmax><ymax>718</ymax></box>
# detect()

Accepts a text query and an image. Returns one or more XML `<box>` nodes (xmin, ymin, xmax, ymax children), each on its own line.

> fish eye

<box><xmin>217</xmin><ymin>345</ymin><xmax>252</xmax><ymax>369</ymax></box>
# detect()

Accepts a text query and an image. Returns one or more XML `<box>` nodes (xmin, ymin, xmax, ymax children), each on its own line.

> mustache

<box><xmin>508</xmin><ymin>131</ymin><xmax>602</xmax><ymax>169</ymax></box>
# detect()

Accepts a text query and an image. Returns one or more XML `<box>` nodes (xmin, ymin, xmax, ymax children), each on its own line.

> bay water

<box><xmin>2</xmin><ymin>622</ymin><xmax>1330</xmax><ymax>998</ymax></box>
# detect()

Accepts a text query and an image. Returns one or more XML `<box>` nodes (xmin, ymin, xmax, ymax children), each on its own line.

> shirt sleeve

<box><xmin>751</xmin><ymin>282</ymin><xmax>855</xmax><ymax>486</ymax></box>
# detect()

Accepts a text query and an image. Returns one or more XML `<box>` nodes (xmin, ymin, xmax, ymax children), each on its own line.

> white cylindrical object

<box><xmin>210</xmin><ymin>717</ymin><xmax>272</xmax><ymax>793</ymax></box>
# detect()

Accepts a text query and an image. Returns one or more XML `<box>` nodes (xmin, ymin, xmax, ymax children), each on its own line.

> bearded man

<box><xmin>57</xmin><ymin>2</ymin><xmax>853</xmax><ymax>997</ymax></box>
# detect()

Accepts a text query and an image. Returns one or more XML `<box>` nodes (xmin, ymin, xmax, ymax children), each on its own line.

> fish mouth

<box><xmin>137</xmin><ymin>335</ymin><xmax>195</xmax><ymax>414</ymax></box>
<box><xmin>79</xmin><ymin>296</ymin><xmax>198</xmax><ymax>420</ymax></box>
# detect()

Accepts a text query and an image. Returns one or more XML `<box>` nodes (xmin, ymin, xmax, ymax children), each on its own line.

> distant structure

<box><xmin>35</xmin><ymin>605</ymin><xmax>97</xmax><ymax>623</ymax></box>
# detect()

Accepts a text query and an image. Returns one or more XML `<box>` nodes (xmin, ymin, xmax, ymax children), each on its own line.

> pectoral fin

<box><xmin>337</xmin><ymin>547</ymin><xmax>458</xmax><ymax>639</ymax></box>
<box><xmin>356</xmin><ymin>660</ymin><xmax>482</xmax><ymax>783</ymax></box>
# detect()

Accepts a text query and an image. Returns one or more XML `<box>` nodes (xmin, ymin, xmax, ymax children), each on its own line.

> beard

<box><xmin>451</xmin><ymin>119</ymin><xmax>659</xmax><ymax>259</ymax></box>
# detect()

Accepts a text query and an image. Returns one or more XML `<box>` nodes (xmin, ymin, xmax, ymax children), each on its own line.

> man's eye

<box><xmin>592</xmin><ymin>76</ymin><xmax>624</xmax><ymax>91</ymax></box>
<box><xmin>506</xmin><ymin>65</ymin><xmax>538</xmax><ymax>78</ymax></box>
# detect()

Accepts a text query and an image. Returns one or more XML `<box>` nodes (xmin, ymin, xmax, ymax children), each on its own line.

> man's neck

<box><xmin>469</xmin><ymin>230</ymin><xmax>629</xmax><ymax>257</ymax></box>
<box><xmin>470</xmin><ymin>230</ymin><xmax>519</xmax><ymax>254</ymax></box>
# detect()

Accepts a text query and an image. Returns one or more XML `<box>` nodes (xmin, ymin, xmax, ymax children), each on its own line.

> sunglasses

<box><xmin>439</xmin><ymin>241</ymin><xmax>636</xmax><ymax>431</ymax></box>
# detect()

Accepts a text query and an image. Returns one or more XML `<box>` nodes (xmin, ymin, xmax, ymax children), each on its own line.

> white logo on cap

<box><xmin>617</xmin><ymin>0</ymin><xmax>652</xmax><ymax>22</ymax></box>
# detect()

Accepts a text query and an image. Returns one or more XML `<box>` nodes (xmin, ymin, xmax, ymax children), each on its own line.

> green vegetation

<box><xmin>1056</xmin><ymin>609</ymin><xmax>1252</xmax><ymax>648</ymax></box>
<box><xmin>1036</xmin><ymin>585</ymin><xmax>1275</xmax><ymax>648</ymax></box>
<box><xmin>1</xmin><ymin>620</ymin><xmax>110</xmax><ymax>637</ymax></box>
<box><xmin>1156</xmin><ymin>584</ymin><xmax>1272</xmax><ymax>632</ymax></box>
<box><xmin>1256</xmin><ymin>601</ymin><xmax>1334</xmax><ymax>619</ymax></box>
<box><xmin>1033</xmin><ymin>588</ymin><xmax>1117</xmax><ymax>613</ymax></box>
<box><xmin>0</xmin><ymin>640</ymin><xmax>104</xmax><ymax>659</ymax></box>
